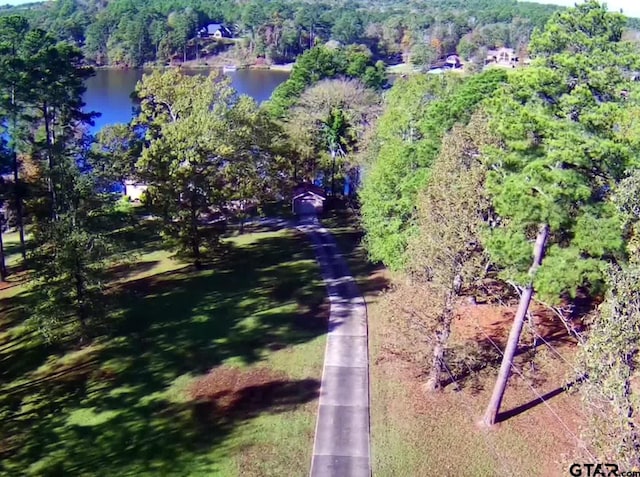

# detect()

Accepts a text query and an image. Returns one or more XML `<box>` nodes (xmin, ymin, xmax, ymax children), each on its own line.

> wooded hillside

<box><xmin>0</xmin><ymin>0</ymin><xmax>568</xmax><ymax>66</ymax></box>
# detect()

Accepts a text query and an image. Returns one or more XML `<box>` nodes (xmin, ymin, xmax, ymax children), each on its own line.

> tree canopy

<box><xmin>360</xmin><ymin>68</ymin><xmax>507</xmax><ymax>270</ymax></box>
<box><xmin>0</xmin><ymin>0</ymin><xmax>570</xmax><ymax>67</ymax></box>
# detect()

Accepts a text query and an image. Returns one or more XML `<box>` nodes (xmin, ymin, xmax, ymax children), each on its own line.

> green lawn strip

<box><xmin>2</xmin><ymin>230</ymin><xmax>28</xmax><ymax>267</ymax></box>
<box><xmin>0</xmin><ymin>228</ymin><xmax>327</xmax><ymax>476</ymax></box>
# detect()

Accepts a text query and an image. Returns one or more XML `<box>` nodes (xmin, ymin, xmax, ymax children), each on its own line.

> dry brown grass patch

<box><xmin>188</xmin><ymin>366</ymin><xmax>319</xmax><ymax>421</ymax></box>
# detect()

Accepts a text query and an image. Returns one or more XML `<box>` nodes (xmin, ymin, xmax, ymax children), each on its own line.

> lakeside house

<box><xmin>427</xmin><ymin>54</ymin><xmax>463</xmax><ymax>74</ymax></box>
<box><xmin>197</xmin><ymin>23</ymin><xmax>233</xmax><ymax>39</ymax></box>
<box><xmin>124</xmin><ymin>180</ymin><xmax>148</xmax><ymax>202</ymax></box>
<box><xmin>292</xmin><ymin>183</ymin><xmax>326</xmax><ymax>216</ymax></box>
<box><xmin>485</xmin><ymin>47</ymin><xmax>519</xmax><ymax>68</ymax></box>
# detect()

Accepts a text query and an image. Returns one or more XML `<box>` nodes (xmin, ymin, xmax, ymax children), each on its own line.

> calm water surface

<box><xmin>83</xmin><ymin>68</ymin><xmax>289</xmax><ymax>132</ymax></box>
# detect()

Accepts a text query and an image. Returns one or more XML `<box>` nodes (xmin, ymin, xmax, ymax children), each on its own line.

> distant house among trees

<box><xmin>485</xmin><ymin>47</ymin><xmax>519</xmax><ymax>67</ymax></box>
<box><xmin>124</xmin><ymin>180</ymin><xmax>148</xmax><ymax>202</ymax></box>
<box><xmin>428</xmin><ymin>54</ymin><xmax>463</xmax><ymax>73</ymax></box>
<box><xmin>197</xmin><ymin>23</ymin><xmax>232</xmax><ymax>39</ymax></box>
<box><xmin>292</xmin><ymin>183</ymin><xmax>326</xmax><ymax>215</ymax></box>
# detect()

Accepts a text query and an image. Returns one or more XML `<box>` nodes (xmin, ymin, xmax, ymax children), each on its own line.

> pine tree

<box><xmin>481</xmin><ymin>1</ymin><xmax>640</xmax><ymax>426</ymax></box>
<box><xmin>0</xmin><ymin>15</ymin><xmax>30</xmax><ymax>260</ymax></box>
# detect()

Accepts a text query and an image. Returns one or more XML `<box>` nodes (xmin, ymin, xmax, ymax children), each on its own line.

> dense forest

<box><xmin>0</xmin><ymin>0</ymin><xmax>572</xmax><ymax>67</ymax></box>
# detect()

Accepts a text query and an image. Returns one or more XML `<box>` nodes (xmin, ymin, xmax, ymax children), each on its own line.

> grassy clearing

<box><xmin>322</xmin><ymin>207</ymin><xmax>580</xmax><ymax>477</ymax></box>
<box><xmin>0</xmin><ymin>220</ymin><xmax>327</xmax><ymax>476</ymax></box>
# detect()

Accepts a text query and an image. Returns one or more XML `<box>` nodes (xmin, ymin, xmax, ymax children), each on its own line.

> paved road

<box><xmin>297</xmin><ymin>214</ymin><xmax>371</xmax><ymax>477</ymax></box>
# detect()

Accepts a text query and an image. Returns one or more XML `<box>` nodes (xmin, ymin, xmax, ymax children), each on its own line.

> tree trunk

<box><xmin>10</xmin><ymin>87</ymin><xmax>26</xmax><ymax>260</ymax></box>
<box><xmin>239</xmin><ymin>210</ymin><xmax>245</xmax><ymax>235</ymax></box>
<box><xmin>12</xmin><ymin>152</ymin><xmax>25</xmax><ymax>260</ymax></box>
<box><xmin>481</xmin><ymin>223</ymin><xmax>549</xmax><ymax>426</ymax></box>
<box><xmin>74</xmin><ymin>258</ymin><xmax>88</xmax><ymax>341</ymax></box>
<box><xmin>425</xmin><ymin>273</ymin><xmax>460</xmax><ymax>392</ymax></box>
<box><xmin>0</xmin><ymin>224</ymin><xmax>7</xmax><ymax>282</ymax></box>
<box><xmin>424</xmin><ymin>321</ymin><xmax>451</xmax><ymax>392</ymax></box>
<box><xmin>190</xmin><ymin>197</ymin><xmax>201</xmax><ymax>269</ymax></box>
<box><xmin>330</xmin><ymin>149</ymin><xmax>336</xmax><ymax>196</ymax></box>
<box><xmin>43</xmin><ymin>103</ymin><xmax>56</xmax><ymax>218</ymax></box>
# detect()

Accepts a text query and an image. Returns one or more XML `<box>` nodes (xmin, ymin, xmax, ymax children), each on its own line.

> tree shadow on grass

<box><xmin>106</xmin><ymin>218</ymin><xmax>165</xmax><ymax>256</ymax></box>
<box><xmin>496</xmin><ymin>376</ymin><xmax>585</xmax><ymax>423</ymax></box>
<box><xmin>0</xmin><ymin>229</ymin><xmax>327</xmax><ymax>475</ymax></box>
<box><xmin>2</xmin><ymin>240</ymin><xmax>33</xmax><ymax>259</ymax></box>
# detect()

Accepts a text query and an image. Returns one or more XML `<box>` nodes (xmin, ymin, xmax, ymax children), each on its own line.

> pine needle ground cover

<box><xmin>0</xmin><ymin>224</ymin><xmax>326</xmax><ymax>476</ymax></box>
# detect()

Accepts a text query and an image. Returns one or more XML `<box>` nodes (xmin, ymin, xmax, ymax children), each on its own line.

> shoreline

<box><xmin>93</xmin><ymin>62</ymin><xmax>294</xmax><ymax>72</ymax></box>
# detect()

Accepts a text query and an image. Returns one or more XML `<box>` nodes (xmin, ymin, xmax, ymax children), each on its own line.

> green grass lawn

<box><xmin>0</xmin><ymin>223</ymin><xmax>327</xmax><ymax>476</ymax></box>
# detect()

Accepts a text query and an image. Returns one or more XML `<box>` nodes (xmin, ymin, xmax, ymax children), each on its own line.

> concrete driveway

<box><xmin>297</xmin><ymin>214</ymin><xmax>371</xmax><ymax>477</ymax></box>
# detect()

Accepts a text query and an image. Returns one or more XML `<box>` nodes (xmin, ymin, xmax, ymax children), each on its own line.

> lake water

<box><xmin>83</xmin><ymin>68</ymin><xmax>290</xmax><ymax>132</ymax></box>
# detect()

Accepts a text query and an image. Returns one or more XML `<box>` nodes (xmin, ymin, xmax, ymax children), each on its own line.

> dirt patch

<box><xmin>188</xmin><ymin>366</ymin><xmax>320</xmax><ymax>421</ymax></box>
<box><xmin>0</xmin><ymin>269</ymin><xmax>29</xmax><ymax>292</ymax></box>
<box><xmin>453</xmin><ymin>302</ymin><xmax>579</xmax><ymax>351</ymax></box>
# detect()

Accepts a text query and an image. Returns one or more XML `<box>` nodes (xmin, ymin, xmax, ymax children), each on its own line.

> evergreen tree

<box><xmin>0</xmin><ymin>15</ymin><xmax>30</xmax><ymax>260</ymax></box>
<box><xmin>481</xmin><ymin>1</ymin><xmax>640</xmax><ymax>426</ymax></box>
<box><xmin>23</xmin><ymin>28</ymin><xmax>95</xmax><ymax>218</ymax></box>
<box><xmin>360</xmin><ymin>69</ymin><xmax>507</xmax><ymax>270</ymax></box>
<box><xmin>30</xmin><ymin>132</ymin><xmax>113</xmax><ymax>342</ymax></box>
<box><xmin>0</xmin><ymin>137</ymin><xmax>10</xmax><ymax>281</ymax></box>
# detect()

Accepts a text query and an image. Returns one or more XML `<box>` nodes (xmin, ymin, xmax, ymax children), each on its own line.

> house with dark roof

<box><xmin>198</xmin><ymin>23</ymin><xmax>232</xmax><ymax>39</ymax></box>
<box><xmin>292</xmin><ymin>183</ymin><xmax>326</xmax><ymax>216</ymax></box>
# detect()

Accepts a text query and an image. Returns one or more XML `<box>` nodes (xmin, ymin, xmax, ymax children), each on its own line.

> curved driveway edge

<box><xmin>297</xmin><ymin>215</ymin><xmax>371</xmax><ymax>477</ymax></box>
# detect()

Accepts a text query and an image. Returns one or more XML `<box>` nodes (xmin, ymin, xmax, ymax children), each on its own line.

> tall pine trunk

<box><xmin>43</xmin><ymin>102</ymin><xmax>57</xmax><ymax>218</ymax></box>
<box><xmin>10</xmin><ymin>87</ymin><xmax>26</xmax><ymax>259</ymax></box>
<box><xmin>482</xmin><ymin>223</ymin><xmax>549</xmax><ymax>426</ymax></box>
<box><xmin>0</xmin><ymin>224</ymin><xmax>7</xmax><ymax>281</ymax></box>
<box><xmin>12</xmin><ymin>151</ymin><xmax>25</xmax><ymax>259</ymax></box>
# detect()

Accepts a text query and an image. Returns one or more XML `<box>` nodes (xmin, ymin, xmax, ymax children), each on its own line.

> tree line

<box><xmin>360</xmin><ymin>1</ymin><xmax>640</xmax><ymax>466</ymax></box>
<box><xmin>0</xmin><ymin>0</ymin><xmax>568</xmax><ymax>67</ymax></box>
